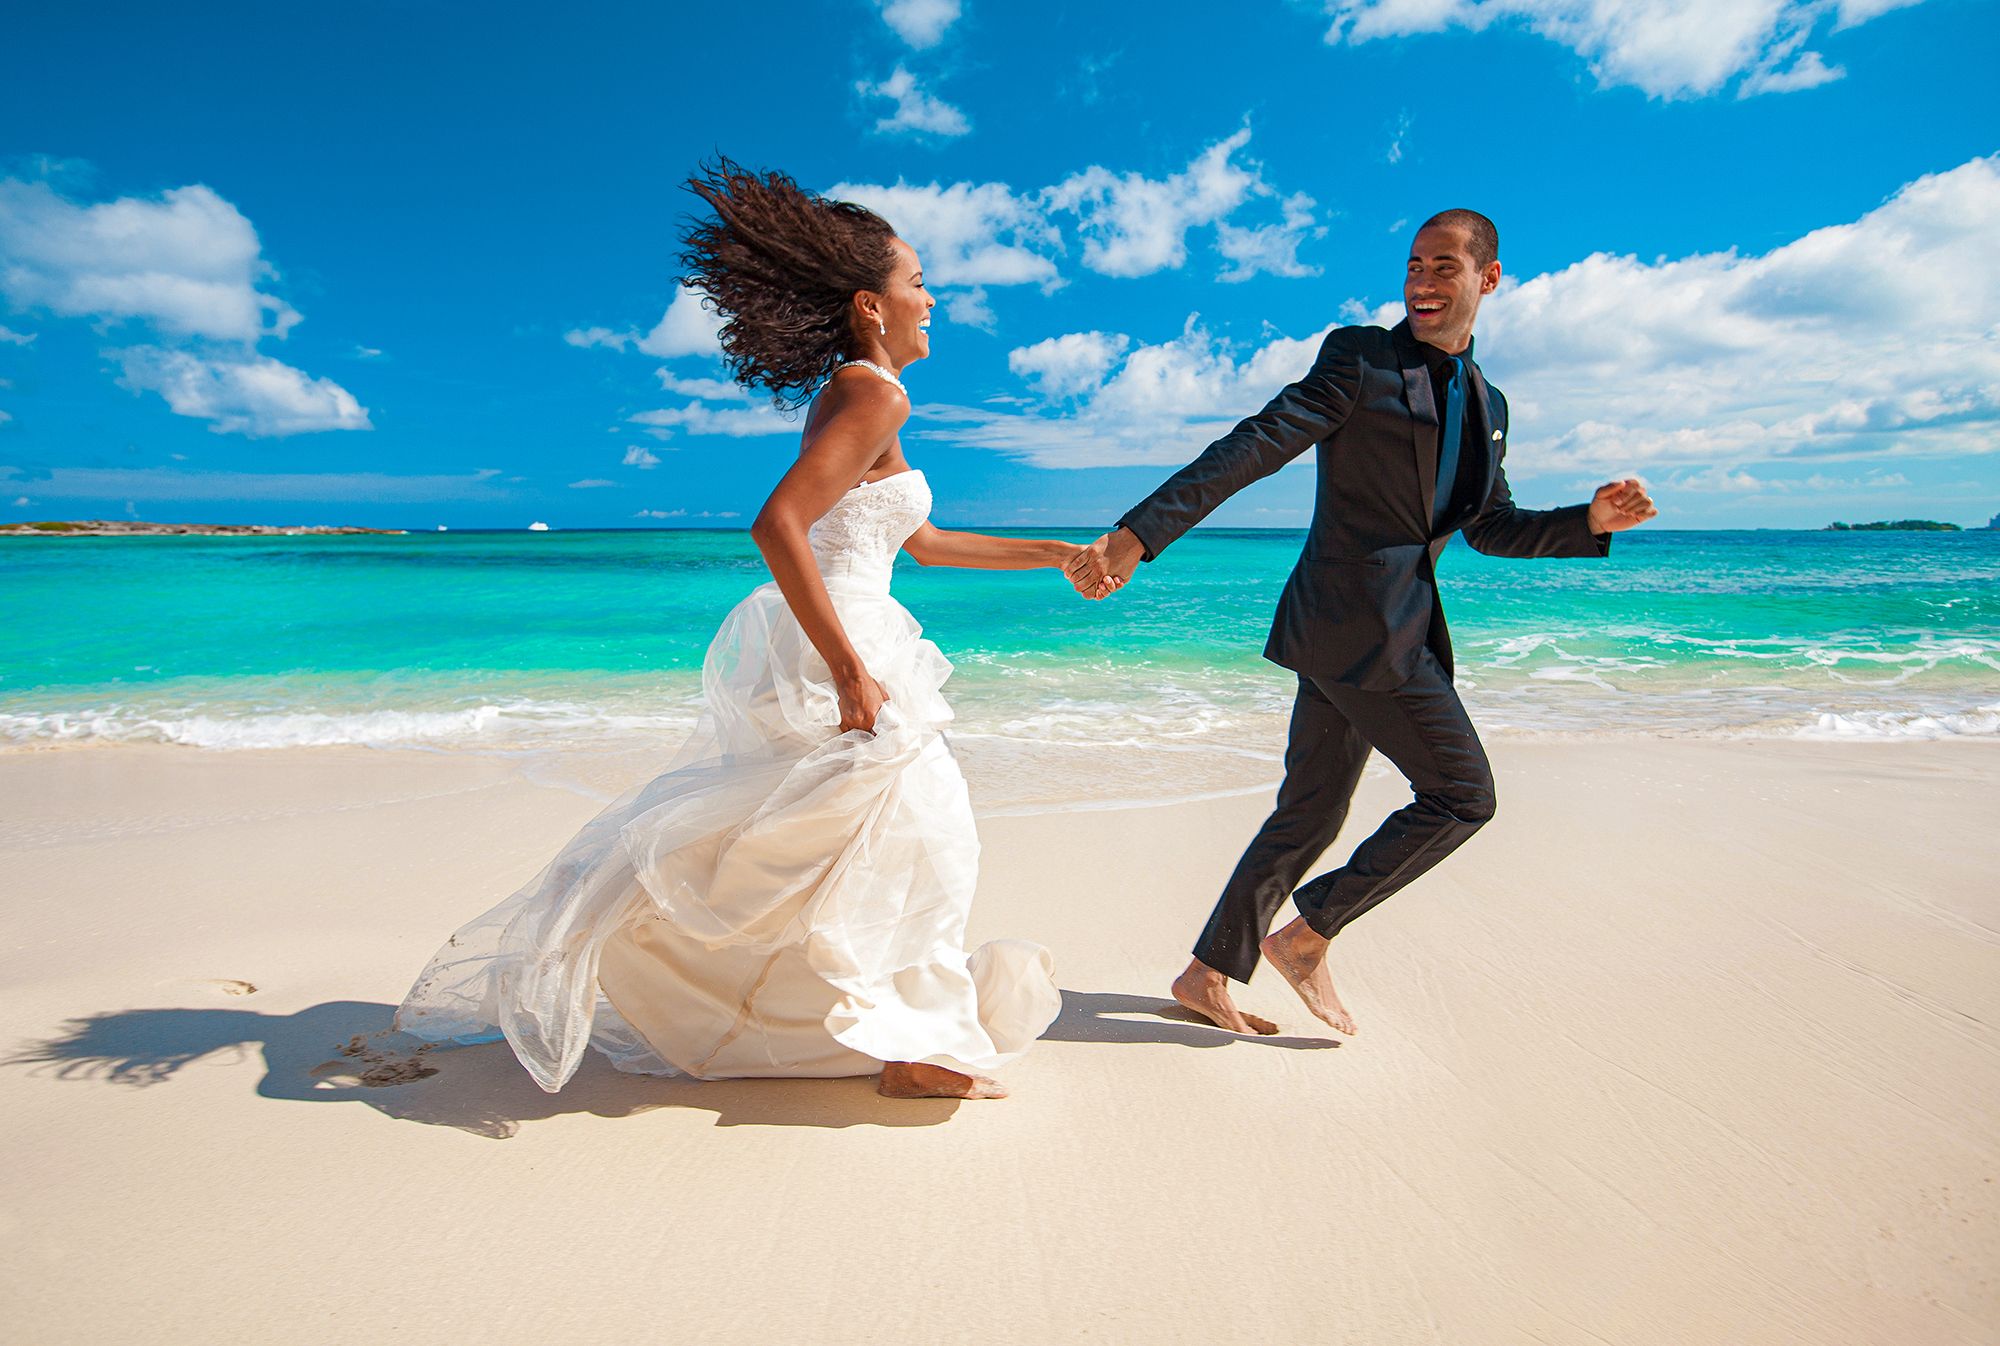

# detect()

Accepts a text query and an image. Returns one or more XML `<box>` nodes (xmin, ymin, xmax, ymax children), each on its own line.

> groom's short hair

<box><xmin>1418</xmin><ymin>209</ymin><xmax>1498</xmax><ymax>269</ymax></box>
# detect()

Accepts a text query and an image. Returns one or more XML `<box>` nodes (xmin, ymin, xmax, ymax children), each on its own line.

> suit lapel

<box><xmin>1401</xmin><ymin>354</ymin><xmax>1440</xmax><ymax>528</ymax></box>
<box><xmin>1461</xmin><ymin>358</ymin><xmax>1500</xmax><ymax>511</ymax></box>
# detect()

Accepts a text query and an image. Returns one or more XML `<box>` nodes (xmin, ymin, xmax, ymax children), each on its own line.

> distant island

<box><xmin>1</xmin><ymin>520</ymin><xmax>406</xmax><ymax>537</ymax></box>
<box><xmin>1824</xmin><ymin>519</ymin><xmax>1963</xmax><ymax>532</ymax></box>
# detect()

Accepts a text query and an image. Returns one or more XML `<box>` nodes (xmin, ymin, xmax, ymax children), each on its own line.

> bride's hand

<box><xmin>835</xmin><ymin>668</ymin><xmax>890</xmax><ymax>734</ymax></box>
<box><xmin>1060</xmin><ymin>535</ymin><xmax>1129</xmax><ymax>600</ymax></box>
<box><xmin>1050</xmin><ymin>541</ymin><xmax>1106</xmax><ymax>591</ymax></box>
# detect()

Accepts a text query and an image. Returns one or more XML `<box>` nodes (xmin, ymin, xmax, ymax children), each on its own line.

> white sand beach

<box><xmin>2</xmin><ymin>738</ymin><xmax>1994</xmax><ymax>1344</ymax></box>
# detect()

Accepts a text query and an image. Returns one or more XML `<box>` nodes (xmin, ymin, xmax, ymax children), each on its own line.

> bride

<box><xmin>394</xmin><ymin>161</ymin><xmax>1085</xmax><ymax>1100</ymax></box>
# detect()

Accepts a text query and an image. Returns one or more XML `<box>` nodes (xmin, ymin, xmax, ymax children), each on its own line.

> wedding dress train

<box><xmin>393</xmin><ymin>469</ymin><xmax>1060</xmax><ymax>1091</ymax></box>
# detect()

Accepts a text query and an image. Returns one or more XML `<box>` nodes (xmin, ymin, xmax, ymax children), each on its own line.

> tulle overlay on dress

<box><xmin>393</xmin><ymin>471</ymin><xmax>1060</xmax><ymax>1091</ymax></box>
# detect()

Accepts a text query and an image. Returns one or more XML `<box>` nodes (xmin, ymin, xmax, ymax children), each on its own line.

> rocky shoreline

<box><xmin>2</xmin><ymin>520</ymin><xmax>407</xmax><ymax>537</ymax></box>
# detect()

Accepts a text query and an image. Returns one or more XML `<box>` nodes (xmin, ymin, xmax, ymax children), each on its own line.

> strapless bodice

<box><xmin>807</xmin><ymin>469</ymin><xmax>931</xmax><ymax>589</ymax></box>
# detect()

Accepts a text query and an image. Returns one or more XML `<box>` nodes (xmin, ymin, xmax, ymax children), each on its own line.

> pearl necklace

<box><xmin>840</xmin><ymin>359</ymin><xmax>906</xmax><ymax>394</ymax></box>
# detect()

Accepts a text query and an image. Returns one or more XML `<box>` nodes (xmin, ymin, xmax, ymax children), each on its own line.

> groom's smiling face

<box><xmin>1404</xmin><ymin>224</ymin><xmax>1500</xmax><ymax>355</ymax></box>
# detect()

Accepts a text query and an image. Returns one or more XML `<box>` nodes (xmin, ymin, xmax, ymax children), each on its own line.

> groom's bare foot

<box><xmin>877</xmin><ymin>1061</ymin><xmax>1007</xmax><ymax>1099</ymax></box>
<box><xmin>1261</xmin><ymin>920</ymin><xmax>1357</xmax><ymax>1035</ymax></box>
<box><xmin>1171</xmin><ymin>960</ymin><xmax>1279</xmax><ymax>1035</ymax></box>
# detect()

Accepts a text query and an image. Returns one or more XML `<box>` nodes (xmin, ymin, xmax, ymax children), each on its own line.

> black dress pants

<box><xmin>1192</xmin><ymin>647</ymin><xmax>1496</xmax><ymax>983</ymax></box>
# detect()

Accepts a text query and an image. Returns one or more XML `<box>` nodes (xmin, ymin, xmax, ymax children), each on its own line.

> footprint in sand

<box><xmin>314</xmin><ymin>1031</ymin><xmax>439</xmax><ymax>1087</ymax></box>
<box><xmin>356</xmin><ymin>1057</ymin><xmax>439</xmax><ymax>1087</ymax></box>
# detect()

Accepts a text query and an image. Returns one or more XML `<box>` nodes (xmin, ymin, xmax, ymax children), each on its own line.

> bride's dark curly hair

<box><xmin>677</xmin><ymin>158</ymin><xmax>900</xmax><ymax>411</ymax></box>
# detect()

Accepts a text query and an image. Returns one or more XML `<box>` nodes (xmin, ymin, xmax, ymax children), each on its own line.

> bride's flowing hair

<box><xmin>677</xmin><ymin>157</ymin><xmax>899</xmax><ymax>411</ymax></box>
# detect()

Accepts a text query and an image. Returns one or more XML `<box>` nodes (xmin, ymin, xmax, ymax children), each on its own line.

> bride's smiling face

<box><xmin>858</xmin><ymin>236</ymin><xmax>935</xmax><ymax>370</ymax></box>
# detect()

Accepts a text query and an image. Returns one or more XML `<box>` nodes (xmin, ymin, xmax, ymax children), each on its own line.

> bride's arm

<box><xmin>749</xmin><ymin>378</ymin><xmax>906</xmax><ymax>733</ymax></box>
<box><xmin>902</xmin><ymin>523</ymin><xmax>1081</xmax><ymax>571</ymax></box>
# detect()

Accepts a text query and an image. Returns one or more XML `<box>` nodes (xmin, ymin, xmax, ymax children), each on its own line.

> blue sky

<box><xmin>1</xmin><ymin>0</ymin><xmax>1995</xmax><ymax>530</ymax></box>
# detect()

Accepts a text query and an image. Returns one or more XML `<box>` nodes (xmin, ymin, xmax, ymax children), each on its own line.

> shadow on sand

<box><xmin>6</xmin><ymin>988</ymin><xmax>1332</xmax><ymax>1139</ymax></box>
<box><xmin>1047</xmin><ymin>989</ymin><xmax>1339</xmax><ymax>1052</ymax></box>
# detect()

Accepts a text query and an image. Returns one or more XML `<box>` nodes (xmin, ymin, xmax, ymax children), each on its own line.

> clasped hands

<box><xmin>1061</xmin><ymin>526</ymin><xmax>1145</xmax><ymax>601</ymax></box>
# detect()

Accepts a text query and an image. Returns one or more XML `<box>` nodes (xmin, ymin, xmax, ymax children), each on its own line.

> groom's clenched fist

<box><xmin>1065</xmin><ymin>526</ymin><xmax>1146</xmax><ymax>600</ymax></box>
<box><xmin>1587</xmin><ymin>478</ymin><xmax>1658</xmax><ymax>535</ymax></box>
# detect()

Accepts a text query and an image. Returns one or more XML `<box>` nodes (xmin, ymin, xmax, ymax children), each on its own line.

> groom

<box><xmin>1066</xmin><ymin>210</ymin><xmax>1656</xmax><ymax>1036</ymax></box>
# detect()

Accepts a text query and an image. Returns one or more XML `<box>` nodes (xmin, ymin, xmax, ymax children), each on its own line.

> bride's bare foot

<box><xmin>1171</xmin><ymin>959</ymin><xmax>1279</xmax><ymax>1035</ymax></box>
<box><xmin>877</xmin><ymin>1061</ymin><xmax>1008</xmax><ymax>1100</ymax></box>
<box><xmin>1260</xmin><ymin>919</ymin><xmax>1357</xmax><ymax>1035</ymax></box>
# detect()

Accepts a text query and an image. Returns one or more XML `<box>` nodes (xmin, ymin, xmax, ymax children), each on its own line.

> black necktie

<box><xmin>1433</xmin><ymin>356</ymin><xmax>1464</xmax><ymax>530</ymax></box>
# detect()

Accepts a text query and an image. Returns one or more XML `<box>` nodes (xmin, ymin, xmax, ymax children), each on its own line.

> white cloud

<box><xmin>1453</xmin><ymin>154</ymin><xmax>2000</xmax><ymax>474</ymax></box>
<box><xmin>1806</xmin><ymin>471</ymin><xmax>1909</xmax><ymax>489</ymax></box>
<box><xmin>621</xmin><ymin>445</ymin><xmax>662</xmax><ymax>469</ymax></box>
<box><xmin>826</xmin><ymin>178</ymin><xmax>1061</xmax><ymax>290</ymax></box>
<box><xmin>0</xmin><ymin>179</ymin><xmax>298</xmax><ymax>340</ymax></box>
<box><xmin>944</xmin><ymin>285</ymin><xmax>995</xmax><ymax>329</ymax></box>
<box><xmin>1833</xmin><ymin>0</ymin><xmax>1923</xmax><ymax>27</ymax></box>
<box><xmin>1738</xmin><ymin>47</ymin><xmax>1842</xmax><ymax>96</ymax></box>
<box><xmin>568</xmin><ymin>478</ymin><xmax>616</xmax><ymax>489</ymax></box>
<box><xmin>655</xmin><ymin>371</ymin><xmax>749</xmax><ymax>400</ymax></box>
<box><xmin>877</xmin><ymin>0</ymin><xmax>960</xmax><ymax>47</ymax></box>
<box><xmin>1385</xmin><ymin>110</ymin><xmax>1412</xmax><ymax>164</ymax></box>
<box><xmin>0</xmin><ymin>177</ymin><xmax>368</xmax><ymax>437</ymax></box>
<box><xmin>636</xmin><ymin>287</ymin><xmax>725</xmax><ymax>358</ymax></box>
<box><xmin>0</xmin><ymin>463</ymin><xmax>510</xmax><ymax>504</ymax></box>
<box><xmin>926</xmin><ymin>316</ymin><xmax>1332</xmax><ymax>468</ymax></box>
<box><xmin>858</xmin><ymin>65</ymin><xmax>970</xmax><ymax>137</ymax></box>
<box><xmin>0</xmin><ymin>324</ymin><xmax>35</xmax><ymax>345</ymax></box>
<box><xmin>1047</xmin><ymin>128</ymin><xmax>1261</xmax><ymax>278</ymax></box>
<box><xmin>835</xmin><ymin>127</ymin><xmax>1320</xmax><ymax>293</ymax></box>
<box><xmin>1216</xmin><ymin>191</ymin><xmax>1325</xmax><ymax>282</ymax></box>
<box><xmin>635</xmin><ymin>507</ymin><xmax>741</xmax><ymax>520</ymax></box>
<box><xmin>1661</xmin><ymin>465</ymin><xmax>1762</xmax><ymax>493</ymax></box>
<box><xmin>577</xmin><ymin>134</ymin><xmax>1317</xmax><ymax>391</ymax></box>
<box><xmin>564</xmin><ymin>325</ymin><xmax>630</xmax><ymax>350</ymax></box>
<box><xmin>570</xmin><ymin>291</ymin><xmax>727</xmax><ymax>360</ymax></box>
<box><xmin>113</xmin><ymin>347</ymin><xmax>372</xmax><ymax>437</ymax></box>
<box><xmin>935</xmin><ymin>155</ymin><xmax>2000</xmax><ymax>478</ymax></box>
<box><xmin>1321</xmin><ymin>0</ymin><xmax>1927</xmax><ymax>99</ymax></box>
<box><xmin>628</xmin><ymin>401</ymin><xmax>797</xmax><ymax>438</ymax></box>
<box><xmin>1007</xmin><ymin>331</ymin><xmax>1132</xmax><ymax>399</ymax></box>
<box><xmin>1662</xmin><ymin>465</ymin><xmax>1911</xmax><ymax>494</ymax></box>
<box><xmin>11</xmin><ymin>495</ymin><xmax>26</xmax><ymax>507</ymax></box>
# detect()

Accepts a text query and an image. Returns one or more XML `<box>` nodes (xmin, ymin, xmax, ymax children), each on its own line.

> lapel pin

<box><xmin>1492</xmin><ymin>430</ymin><xmax>1503</xmax><ymax>440</ymax></box>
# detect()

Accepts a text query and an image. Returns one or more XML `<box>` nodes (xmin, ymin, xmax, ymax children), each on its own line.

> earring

<box><xmin>877</xmin><ymin>319</ymin><xmax>887</xmax><ymax>335</ymax></box>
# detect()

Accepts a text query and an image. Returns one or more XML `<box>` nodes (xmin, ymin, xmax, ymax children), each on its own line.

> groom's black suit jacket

<box><xmin>1118</xmin><ymin>319</ymin><xmax>1608</xmax><ymax>691</ymax></box>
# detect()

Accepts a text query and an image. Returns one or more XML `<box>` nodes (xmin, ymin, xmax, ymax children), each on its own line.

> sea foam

<box><xmin>0</xmin><ymin>700</ymin><xmax>700</xmax><ymax>750</ymax></box>
<box><xmin>1796</xmin><ymin>705</ymin><xmax>2000</xmax><ymax>740</ymax></box>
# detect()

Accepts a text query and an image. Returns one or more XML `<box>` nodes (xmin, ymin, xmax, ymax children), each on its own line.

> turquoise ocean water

<box><xmin>3</xmin><ymin>529</ymin><xmax>1996</xmax><ymax>795</ymax></box>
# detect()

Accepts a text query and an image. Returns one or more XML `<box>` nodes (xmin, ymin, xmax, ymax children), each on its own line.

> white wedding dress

<box><xmin>394</xmin><ymin>468</ymin><xmax>1061</xmax><ymax>1091</ymax></box>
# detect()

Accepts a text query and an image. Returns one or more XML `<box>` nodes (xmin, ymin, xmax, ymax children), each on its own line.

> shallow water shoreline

<box><xmin>6</xmin><ymin>527</ymin><xmax>1997</xmax><ymax>755</ymax></box>
<box><xmin>2</xmin><ymin>725</ymin><xmax>1997</xmax><ymax>821</ymax></box>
